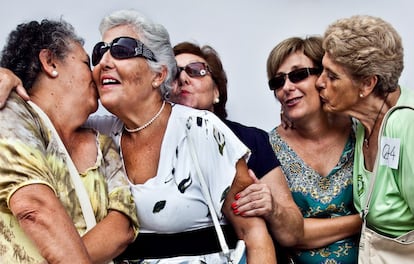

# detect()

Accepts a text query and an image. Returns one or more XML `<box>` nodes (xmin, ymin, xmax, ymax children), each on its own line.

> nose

<box><xmin>177</xmin><ymin>70</ymin><xmax>191</xmax><ymax>86</ymax></box>
<box><xmin>100</xmin><ymin>51</ymin><xmax>110</xmax><ymax>64</ymax></box>
<box><xmin>281</xmin><ymin>76</ymin><xmax>295</xmax><ymax>91</ymax></box>
<box><xmin>316</xmin><ymin>71</ymin><xmax>325</xmax><ymax>91</ymax></box>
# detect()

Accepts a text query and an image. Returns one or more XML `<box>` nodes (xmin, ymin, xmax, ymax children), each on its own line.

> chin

<box><xmin>322</xmin><ymin>103</ymin><xmax>335</xmax><ymax>113</ymax></box>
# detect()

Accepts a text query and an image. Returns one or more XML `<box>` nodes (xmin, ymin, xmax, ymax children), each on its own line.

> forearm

<box><xmin>261</xmin><ymin>169</ymin><xmax>304</xmax><ymax>246</ymax></box>
<box><xmin>10</xmin><ymin>185</ymin><xmax>91</xmax><ymax>263</ymax></box>
<box><xmin>295</xmin><ymin>214</ymin><xmax>362</xmax><ymax>249</ymax></box>
<box><xmin>224</xmin><ymin>162</ymin><xmax>276</xmax><ymax>263</ymax></box>
<box><xmin>82</xmin><ymin>210</ymin><xmax>135</xmax><ymax>264</ymax></box>
<box><xmin>265</xmin><ymin>203</ymin><xmax>303</xmax><ymax>247</ymax></box>
<box><xmin>242</xmin><ymin>222</ymin><xmax>276</xmax><ymax>264</ymax></box>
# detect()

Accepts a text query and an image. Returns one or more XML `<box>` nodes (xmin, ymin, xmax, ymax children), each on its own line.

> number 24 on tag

<box><xmin>380</xmin><ymin>137</ymin><xmax>400</xmax><ymax>169</ymax></box>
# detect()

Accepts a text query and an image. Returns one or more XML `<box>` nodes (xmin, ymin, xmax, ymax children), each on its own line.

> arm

<box><xmin>233</xmin><ymin>168</ymin><xmax>304</xmax><ymax>246</ymax></box>
<box><xmin>223</xmin><ymin>159</ymin><xmax>276</xmax><ymax>264</ymax></box>
<box><xmin>294</xmin><ymin>214</ymin><xmax>361</xmax><ymax>249</ymax></box>
<box><xmin>82</xmin><ymin>210</ymin><xmax>135</xmax><ymax>264</ymax></box>
<box><xmin>81</xmin><ymin>135</ymin><xmax>138</xmax><ymax>263</ymax></box>
<box><xmin>9</xmin><ymin>184</ymin><xmax>91</xmax><ymax>264</ymax></box>
<box><xmin>0</xmin><ymin>67</ymin><xmax>29</xmax><ymax>108</ymax></box>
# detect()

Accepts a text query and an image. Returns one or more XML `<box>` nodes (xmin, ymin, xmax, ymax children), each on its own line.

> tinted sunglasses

<box><xmin>177</xmin><ymin>62</ymin><xmax>210</xmax><ymax>78</ymax></box>
<box><xmin>268</xmin><ymin>67</ymin><xmax>322</xmax><ymax>91</ymax></box>
<box><xmin>92</xmin><ymin>36</ymin><xmax>157</xmax><ymax>66</ymax></box>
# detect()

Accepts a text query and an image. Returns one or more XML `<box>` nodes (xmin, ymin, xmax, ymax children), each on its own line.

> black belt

<box><xmin>115</xmin><ymin>225</ymin><xmax>238</xmax><ymax>260</ymax></box>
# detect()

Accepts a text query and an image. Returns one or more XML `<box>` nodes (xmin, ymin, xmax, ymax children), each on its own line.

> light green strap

<box><xmin>362</xmin><ymin>105</ymin><xmax>414</xmax><ymax>220</ymax></box>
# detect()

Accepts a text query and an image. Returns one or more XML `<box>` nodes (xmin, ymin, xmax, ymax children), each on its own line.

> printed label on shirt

<box><xmin>380</xmin><ymin>137</ymin><xmax>400</xmax><ymax>169</ymax></box>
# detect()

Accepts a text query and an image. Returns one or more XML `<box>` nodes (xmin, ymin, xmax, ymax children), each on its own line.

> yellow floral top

<box><xmin>0</xmin><ymin>93</ymin><xmax>138</xmax><ymax>263</ymax></box>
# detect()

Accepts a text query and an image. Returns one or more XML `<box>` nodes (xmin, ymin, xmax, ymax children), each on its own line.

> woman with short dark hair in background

<box><xmin>173</xmin><ymin>41</ymin><xmax>304</xmax><ymax>263</ymax></box>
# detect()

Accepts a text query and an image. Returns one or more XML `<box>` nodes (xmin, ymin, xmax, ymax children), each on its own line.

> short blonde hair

<box><xmin>323</xmin><ymin>15</ymin><xmax>403</xmax><ymax>96</ymax></box>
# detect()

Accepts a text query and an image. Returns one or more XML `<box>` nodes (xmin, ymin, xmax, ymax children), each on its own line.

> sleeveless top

<box><xmin>269</xmin><ymin>128</ymin><xmax>358</xmax><ymax>264</ymax></box>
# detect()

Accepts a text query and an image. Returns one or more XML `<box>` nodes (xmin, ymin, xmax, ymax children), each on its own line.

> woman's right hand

<box><xmin>0</xmin><ymin>67</ymin><xmax>29</xmax><ymax>108</ymax></box>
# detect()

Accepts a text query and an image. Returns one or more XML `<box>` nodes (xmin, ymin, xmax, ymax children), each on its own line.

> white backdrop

<box><xmin>1</xmin><ymin>0</ymin><xmax>412</xmax><ymax>131</ymax></box>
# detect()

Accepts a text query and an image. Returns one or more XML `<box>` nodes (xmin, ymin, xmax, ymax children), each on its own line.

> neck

<box><xmin>124</xmin><ymin>100</ymin><xmax>167</xmax><ymax>133</ymax></box>
<box><xmin>363</xmin><ymin>93</ymin><xmax>390</xmax><ymax>148</ymax></box>
<box><xmin>288</xmin><ymin>111</ymin><xmax>333</xmax><ymax>140</ymax></box>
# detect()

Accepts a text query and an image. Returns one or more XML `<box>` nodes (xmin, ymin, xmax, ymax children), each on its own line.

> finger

<box><xmin>236</xmin><ymin>183</ymin><xmax>264</xmax><ymax>201</ymax></box>
<box><xmin>15</xmin><ymin>84</ymin><xmax>30</xmax><ymax>101</ymax></box>
<box><xmin>247</xmin><ymin>169</ymin><xmax>260</xmax><ymax>183</ymax></box>
<box><xmin>237</xmin><ymin>200</ymin><xmax>271</xmax><ymax>217</ymax></box>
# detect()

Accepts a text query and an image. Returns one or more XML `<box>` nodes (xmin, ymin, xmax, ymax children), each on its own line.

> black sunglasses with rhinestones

<box><xmin>176</xmin><ymin>62</ymin><xmax>211</xmax><ymax>78</ymax></box>
<box><xmin>268</xmin><ymin>67</ymin><xmax>322</xmax><ymax>91</ymax></box>
<box><xmin>91</xmin><ymin>36</ymin><xmax>157</xmax><ymax>66</ymax></box>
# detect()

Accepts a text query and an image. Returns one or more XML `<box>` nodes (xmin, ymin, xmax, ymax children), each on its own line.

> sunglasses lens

<box><xmin>111</xmin><ymin>38</ymin><xmax>137</xmax><ymax>59</ymax></box>
<box><xmin>268</xmin><ymin>68</ymin><xmax>320</xmax><ymax>90</ymax></box>
<box><xmin>92</xmin><ymin>42</ymin><xmax>107</xmax><ymax>66</ymax></box>
<box><xmin>92</xmin><ymin>37</ymin><xmax>156</xmax><ymax>66</ymax></box>
<box><xmin>268</xmin><ymin>76</ymin><xmax>285</xmax><ymax>91</ymax></box>
<box><xmin>289</xmin><ymin>68</ymin><xmax>309</xmax><ymax>83</ymax></box>
<box><xmin>185</xmin><ymin>62</ymin><xmax>208</xmax><ymax>77</ymax></box>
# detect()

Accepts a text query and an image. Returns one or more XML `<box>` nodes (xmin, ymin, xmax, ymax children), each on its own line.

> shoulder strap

<box><xmin>361</xmin><ymin>105</ymin><xmax>414</xmax><ymax>219</ymax></box>
<box><xmin>185</xmin><ymin>128</ymin><xmax>231</xmax><ymax>257</ymax></box>
<box><xmin>28</xmin><ymin>101</ymin><xmax>97</xmax><ymax>231</ymax></box>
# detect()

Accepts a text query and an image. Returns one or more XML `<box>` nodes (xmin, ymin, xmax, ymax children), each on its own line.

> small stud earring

<box><xmin>153</xmin><ymin>82</ymin><xmax>158</xmax><ymax>88</ymax></box>
<box><xmin>214</xmin><ymin>97</ymin><xmax>220</xmax><ymax>104</ymax></box>
<box><xmin>52</xmin><ymin>70</ymin><xmax>58</xmax><ymax>77</ymax></box>
<box><xmin>359</xmin><ymin>93</ymin><xmax>364</xmax><ymax>98</ymax></box>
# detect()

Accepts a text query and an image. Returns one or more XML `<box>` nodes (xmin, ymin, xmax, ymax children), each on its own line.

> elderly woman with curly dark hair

<box><xmin>0</xmin><ymin>19</ymin><xmax>138</xmax><ymax>263</ymax></box>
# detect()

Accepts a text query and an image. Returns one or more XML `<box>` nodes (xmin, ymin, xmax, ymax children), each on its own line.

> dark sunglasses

<box><xmin>268</xmin><ymin>67</ymin><xmax>322</xmax><ymax>91</ymax></box>
<box><xmin>177</xmin><ymin>62</ymin><xmax>210</xmax><ymax>78</ymax></box>
<box><xmin>91</xmin><ymin>36</ymin><xmax>157</xmax><ymax>66</ymax></box>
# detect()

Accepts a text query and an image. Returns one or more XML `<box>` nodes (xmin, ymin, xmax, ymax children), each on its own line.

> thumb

<box><xmin>16</xmin><ymin>84</ymin><xmax>30</xmax><ymax>101</ymax></box>
<box><xmin>248</xmin><ymin>169</ymin><xmax>260</xmax><ymax>183</ymax></box>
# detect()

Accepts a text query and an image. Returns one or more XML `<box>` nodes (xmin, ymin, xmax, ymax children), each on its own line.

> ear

<box><xmin>359</xmin><ymin>75</ymin><xmax>378</xmax><ymax>97</ymax></box>
<box><xmin>38</xmin><ymin>49</ymin><xmax>58</xmax><ymax>78</ymax></box>
<box><xmin>152</xmin><ymin>65</ymin><xmax>168</xmax><ymax>88</ymax></box>
<box><xmin>213</xmin><ymin>84</ymin><xmax>220</xmax><ymax>100</ymax></box>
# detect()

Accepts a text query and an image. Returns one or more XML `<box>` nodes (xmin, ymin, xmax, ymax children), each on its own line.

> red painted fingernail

<box><xmin>233</xmin><ymin>209</ymin><xmax>239</xmax><ymax>214</ymax></box>
<box><xmin>235</xmin><ymin>193</ymin><xmax>241</xmax><ymax>200</ymax></box>
<box><xmin>231</xmin><ymin>202</ymin><xmax>237</xmax><ymax>209</ymax></box>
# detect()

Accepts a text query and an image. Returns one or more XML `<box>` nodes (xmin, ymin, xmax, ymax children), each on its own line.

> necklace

<box><xmin>124</xmin><ymin>100</ymin><xmax>166</xmax><ymax>133</ymax></box>
<box><xmin>364</xmin><ymin>93</ymin><xmax>389</xmax><ymax>148</ymax></box>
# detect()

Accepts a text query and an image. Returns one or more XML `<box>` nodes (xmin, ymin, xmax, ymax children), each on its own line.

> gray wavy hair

<box><xmin>99</xmin><ymin>9</ymin><xmax>177</xmax><ymax>98</ymax></box>
<box><xmin>323</xmin><ymin>15</ymin><xmax>404</xmax><ymax>97</ymax></box>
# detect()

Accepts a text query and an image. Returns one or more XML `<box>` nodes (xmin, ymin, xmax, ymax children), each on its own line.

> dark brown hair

<box><xmin>173</xmin><ymin>42</ymin><xmax>228</xmax><ymax>120</ymax></box>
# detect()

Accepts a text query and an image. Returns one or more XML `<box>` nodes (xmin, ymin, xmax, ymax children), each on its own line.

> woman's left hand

<box><xmin>232</xmin><ymin>170</ymin><xmax>274</xmax><ymax>218</ymax></box>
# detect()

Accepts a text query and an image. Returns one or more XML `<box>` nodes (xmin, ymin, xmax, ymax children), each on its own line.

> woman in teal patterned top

<box><xmin>266</xmin><ymin>36</ymin><xmax>361</xmax><ymax>264</ymax></box>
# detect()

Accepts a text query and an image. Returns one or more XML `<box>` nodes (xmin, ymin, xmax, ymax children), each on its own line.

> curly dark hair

<box><xmin>0</xmin><ymin>18</ymin><xmax>84</xmax><ymax>90</ymax></box>
<box><xmin>173</xmin><ymin>41</ymin><xmax>228</xmax><ymax>120</ymax></box>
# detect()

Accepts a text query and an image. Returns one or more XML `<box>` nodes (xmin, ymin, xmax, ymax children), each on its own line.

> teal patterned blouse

<box><xmin>269</xmin><ymin>128</ymin><xmax>358</xmax><ymax>264</ymax></box>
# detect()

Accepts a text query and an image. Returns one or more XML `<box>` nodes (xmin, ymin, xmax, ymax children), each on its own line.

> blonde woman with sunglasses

<box><xmin>261</xmin><ymin>36</ymin><xmax>361</xmax><ymax>263</ymax></box>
